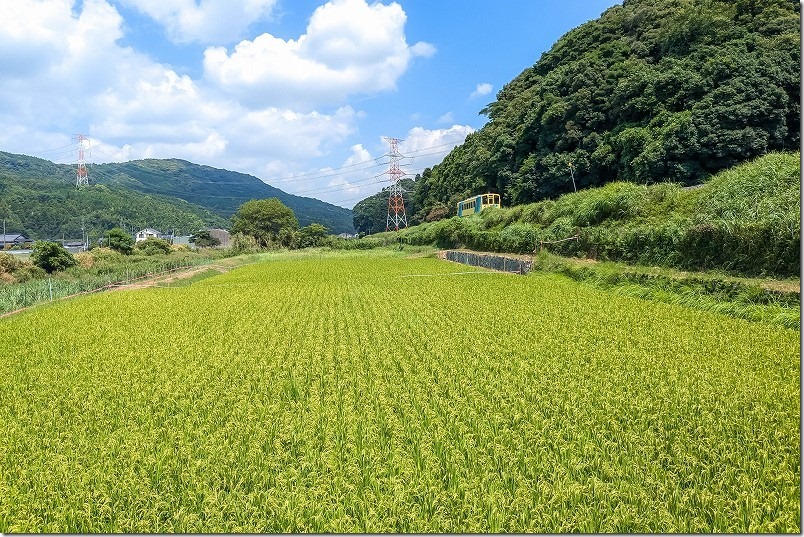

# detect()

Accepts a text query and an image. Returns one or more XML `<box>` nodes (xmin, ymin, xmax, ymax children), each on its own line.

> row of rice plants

<box><xmin>0</xmin><ymin>250</ymin><xmax>799</xmax><ymax>532</ymax></box>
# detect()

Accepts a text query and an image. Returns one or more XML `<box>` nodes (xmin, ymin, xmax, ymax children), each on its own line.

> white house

<box><xmin>135</xmin><ymin>228</ymin><xmax>170</xmax><ymax>242</ymax></box>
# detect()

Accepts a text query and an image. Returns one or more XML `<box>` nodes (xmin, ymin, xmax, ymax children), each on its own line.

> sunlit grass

<box><xmin>0</xmin><ymin>250</ymin><xmax>799</xmax><ymax>532</ymax></box>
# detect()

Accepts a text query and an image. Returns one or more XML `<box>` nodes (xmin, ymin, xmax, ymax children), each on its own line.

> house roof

<box><xmin>137</xmin><ymin>228</ymin><xmax>163</xmax><ymax>235</ymax></box>
<box><xmin>0</xmin><ymin>233</ymin><xmax>29</xmax><ymax>242</ymax></box>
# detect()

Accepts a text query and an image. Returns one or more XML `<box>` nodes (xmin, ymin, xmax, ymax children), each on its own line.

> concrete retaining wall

<box><xmin>440</xmin><ymin>250</ymin><xmax>532</xmax><ymax>275</ymax></box>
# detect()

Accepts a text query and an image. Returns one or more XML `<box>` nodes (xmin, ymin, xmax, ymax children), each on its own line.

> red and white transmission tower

<box><xmin>384</xmin><ymin>137</ymin><xmax>408</xmax><ymax>231</ymax></box>
<box><xmin>74</xmin><ymin>134</ymin><xmax>90</xmax><ymax>187</ymax></box>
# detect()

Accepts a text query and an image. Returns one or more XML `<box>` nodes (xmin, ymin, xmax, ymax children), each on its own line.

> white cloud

<box><xmin>0</xmin><ymin>0</ymin><xmax>361</xmax><ymax>174</ymax></box>
<box><xmin>118</xmin><ymin>0</ymin><xmax>278</xmax><ymax>44</ymax></box>
<box><xmin>203</xmin><ymin>0</ymin><xmax>436</xmax><ymax>110</ymax></box>
<box><xmin>470</xmin><ymin>82</ymin><xmax>493</xmax><ymax>98</ymax></box>
<box><xmin>400</xmin><ymin>125</ymin><xmax>474</xmax><ymax>157</ymax></box>
<box><xmin>0</xmin><ymin>0</ymin><xmax>442</xmax><ymax>210</ymax></box>
<box><xmin>437</xmin><ymin>112</ymin><xmax>454</xmax><ymax>124</ymax></box>
<box><xmin>410</xmin><ymin>41</ymin><xmax>436</xmax><ymax>58</ymax></box>
<box><xmin>344</xmin><ymin>143</ymin><xmax>372</xmax><ymax>166</ymax></box>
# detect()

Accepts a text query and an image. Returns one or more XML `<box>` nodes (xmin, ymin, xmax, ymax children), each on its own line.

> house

<box><xmin>0</xmin><ymin>233</ymin><xmax>31</xmax><ymax>249</ymax></box>
<box><xmin>135</xmin><ymin>228</ymin><xmax>173</xmax><ymax>243</ymax></box>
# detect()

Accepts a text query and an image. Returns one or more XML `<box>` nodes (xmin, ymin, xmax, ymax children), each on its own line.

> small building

<box><xmin>62</xmin><ymin>240</ymin><xmax>86</xmax><ymax>254</ymax></box>
<box><xmin>208</xmin><ymin>228</ymin><xmax>231</xmax><ymax>248</ymax></box>
<box><xmin>0</xmin><ymin>233</ymin><xmax>31</xmax><ymax>249</ymax></box>
<box><xmin>135</xmin><ymin>228</ymin><xmax>173</xmax><ymax>243</ymax></box>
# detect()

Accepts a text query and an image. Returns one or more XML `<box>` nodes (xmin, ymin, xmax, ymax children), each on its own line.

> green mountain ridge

<box><xmin>0</xmin><ymin>152</ymin><xmax>355</xmax><ymax>239</ymax></box>
<box><xmin>353</xmin><ymin>0</ymin><xmax>800</xmax><ymax>233</ymax></box>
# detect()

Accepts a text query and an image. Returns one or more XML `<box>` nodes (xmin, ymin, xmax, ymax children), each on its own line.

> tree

<box><xmin>295</xmin><ymin>223</ymin><xmax>329</xmax><ymax>249</ymax></box>
<box><xmin>104</xmin><ymin>227</ymin><xmax>134</xmax><ymax>254</ymax></box>
<box><xmin>30</xmin><ymin>241</ymin><xmax>76</xmax><ymax>273</ymax></box>
<box><xmin>189</xmin><ymin>230</ymin><xmax>220</xmax><ymax>248</ymax></box>
<box><xmin>231</xmin><ymin>198</ymin><xmax>299</xmax><ymax>248</ymax></box>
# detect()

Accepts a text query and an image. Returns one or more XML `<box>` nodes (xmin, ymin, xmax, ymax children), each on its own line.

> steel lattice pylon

<box><xmin>74</xmin><ymin>134</ymin><xmax>90</xmax><ymax>187</ymax></box>
<box><xmin>384</xmin><ymin>137</ymin><xmax>407</xmax><ymax>231</ymax></box>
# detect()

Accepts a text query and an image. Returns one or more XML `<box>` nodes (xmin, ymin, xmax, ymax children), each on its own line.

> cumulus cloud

<box><xmin>118</xmin><ymin>0</ymin><xmax>278</xmax><ymax>44</ymax></box>
<box><xmin>400</xmin><ymin>125</ymin><xmax>474</xmax><ymax>157</ymax></box>
<box><xmin>203</xmin><ymin>0</ymin><xmax>436</xmax><ymax>110</ymax></box>
<box><xmin>0</xmin><ymin>0</ymin><xmax>362</xmax><ymax>174</ymax></box>
<box><xmin>0</xmin><ymin>0</ymin><xmax>442</xmax><ymax>209</ymax></box>
<box><xmin>470</xmin><ymin>82</ymin><xmax>493</xmax><ymax>98</ymax></box>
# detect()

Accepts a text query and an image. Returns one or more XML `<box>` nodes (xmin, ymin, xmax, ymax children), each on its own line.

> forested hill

<box><xmin>93</xmin><ymin>159</ymin><xmax>354</xmax><ymax>232</ymax></box>
<box><xmin>389</xmin><ymin>0</ymin><xmax>800</xmax><ymax>228</ymax></box>
<box><xmin>0</xmin><ymin>152</ymin><xmax>355</xmax><ymax>239</ymax></box>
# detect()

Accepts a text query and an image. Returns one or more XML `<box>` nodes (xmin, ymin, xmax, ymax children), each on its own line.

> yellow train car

<box><xmin>456</xmin><ymin>193</ymin><xmax>501</xmax><ymax>216</ymax></box>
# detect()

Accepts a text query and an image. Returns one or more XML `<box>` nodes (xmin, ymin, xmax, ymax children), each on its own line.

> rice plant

<box><xmin>0</xmin><ymin>250</ymin><xmax>798</xmax><ymax>532</ymax></box>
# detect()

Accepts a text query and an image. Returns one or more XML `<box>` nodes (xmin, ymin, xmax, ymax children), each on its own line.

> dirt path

<box><xmin>113</xmin><ymin>264</ymin><xmax>230</xmax><ymax>291</ymax></box>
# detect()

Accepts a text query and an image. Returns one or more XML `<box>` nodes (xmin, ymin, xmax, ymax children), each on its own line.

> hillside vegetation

<box><xmin>368</xmin><ymin>152</ymin><xmax>799</xmax><ymax>277</ymax></box>
<box><xmin>94</xmin><ymin>158</ymin><xmax>354</xmax><ymax>232</ymax></box>
<box><xmin>0</xmin><ymin>152</ymin><xmax>355</xmax><ymax>239</ymax></box>
<box><xmin>354</xmin><ymin>0</ymin><xmax>800</xmax><ymax>230</ymax></box>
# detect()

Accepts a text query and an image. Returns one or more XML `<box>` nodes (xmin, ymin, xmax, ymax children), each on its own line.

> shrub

<box><xmin>228</xmin><ymin>232</ymin><xmax>261</xmax><ymax>254</ymax></box>
<box><xmin>30</xmin><ymin>241</ymin><xmax>77</xmax><ymax>273</ymax></box>
<box><xmin>104</xmin><ymin>228</ymin><xmax>135</xmax><ymax>255</ymax></box>
<box><xmin>0</xmin><ymin>252</ymin><xmax>23</xmax><ymax>276</ymax></box>
<box><xmin>134</xmin><ymin>238</ymin><xmax>172</xmax><ymax>256</ymax></box>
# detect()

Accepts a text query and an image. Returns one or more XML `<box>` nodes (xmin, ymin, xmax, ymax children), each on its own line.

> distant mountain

<box><xmin>0</xmin><ymin>152</ymin><xmax>355</xmax><ymax>240</ymax></box>
<box><xmin>94</xmin><ymin>158</ymin><xmax>354</xmax><ymax>233</ymax></box>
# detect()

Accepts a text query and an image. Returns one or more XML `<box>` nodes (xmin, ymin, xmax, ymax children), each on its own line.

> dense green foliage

<box><xmin>30</xmin><ymin>241</ymin><xmax>76</xmax><ymax>274</ymax></box>
<box><xmin>376</xmin><ymin>152</ymin><xmax>799</xmax><ymax>277</ymax></box>
<box><xmin>95</xmin><ymin>158</ymin><xmax>354</xmax><ymax>232</ymax></box>
<box><xmin>134</xmin><ymin>237</ymin><xmax>173</xmax><ymax>256</ymax></box>
<box><xmin>395</xmin><ymin>0</ymin><xmax>800</xmax><ymax>220</ymax></box>
<box><xmin>0</xmin><ymin>152</ymin><xmax>355</xmax><ymax>239</ymax></box>
<box><xmin>103</xmin><ymin>227</ymin><xmax>135</xmax><ymax>255</ymax></box>
<box><xmin>0</xmin><ymin>156</ymin><xmax>228</xmax><ymax>241</ymax></box>
<box><xmin>295</xmin><ymin>223</ymin><xmax>330</xmax><ymax>249</ymax></box>
<box><xmin>232</xmin><ymin>198</ymin><xmax>299</xmax><ymax>248</ymax></box>
<box><xmin>0</xmin><ymin>250</ymin><xmax>798</xmax><ymax>532</ymax></box>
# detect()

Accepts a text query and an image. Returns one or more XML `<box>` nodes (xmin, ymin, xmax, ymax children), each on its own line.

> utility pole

<box><xmin>74</xmin><ymin>134</ymin><xmax>90</xmax><ymax>187</ymax></box>
<box><xmin>384</xmin><ymin>137</ymin><xmax>408</xmax><ymax>231</ymax></box>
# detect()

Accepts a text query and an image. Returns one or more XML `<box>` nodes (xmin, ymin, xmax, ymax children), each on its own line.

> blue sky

<box><xmin>1</xmin><ymin>0</ymin><xmax>620</xmax><ymax>208</ymax></box>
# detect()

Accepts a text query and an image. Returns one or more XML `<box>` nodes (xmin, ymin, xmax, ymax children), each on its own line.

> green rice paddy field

<box><xmin>0</xmin><ymin>250</ymin><xmax>799</xmax><ymax>532</ymax></box>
